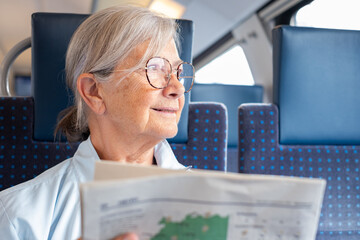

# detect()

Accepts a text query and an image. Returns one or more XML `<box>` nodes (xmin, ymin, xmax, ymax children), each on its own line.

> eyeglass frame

<box><xmin>144</xmin><ymin>56</ymin><xmax>195</xmax><ymax>93</ymax></box>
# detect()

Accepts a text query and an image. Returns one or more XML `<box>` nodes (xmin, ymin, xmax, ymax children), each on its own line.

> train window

<box><xmin>195</xmin><ymin>45</ymin><xmax>254</xmax><ymax>85</ymax></box>
<box><xmin>14</xmin><ymin>76</ymin><xmax>31</xmax><ymax>96</ymax></box>
<box><xmin>292</xmin><ymin>0</ymin><xmax>360</xmax><ymax>30</ymax></box>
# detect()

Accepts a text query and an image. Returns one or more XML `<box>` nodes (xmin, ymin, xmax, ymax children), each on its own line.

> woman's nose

<box><xmin>163</xmin><ymin>72</ymin><xmax>185</xmax><ymax>98</ymax></box>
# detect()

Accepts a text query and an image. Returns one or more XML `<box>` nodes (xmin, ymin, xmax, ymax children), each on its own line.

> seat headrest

<box><xmin>273</xmin><ymin>26</ymin><xmax>360</xmax><ymax>145</ymax></box>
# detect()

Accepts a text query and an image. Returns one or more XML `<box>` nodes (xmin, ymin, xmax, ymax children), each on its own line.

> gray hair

<box><xmin>56</xmin><ymin>5</ymin><xmax>179</xmax><ymax>142</ymax></box>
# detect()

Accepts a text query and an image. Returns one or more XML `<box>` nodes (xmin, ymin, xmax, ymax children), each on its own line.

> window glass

<box><xmin>293</xmin><ymin>0</ymin><xmax>360</xmax><ymax>30</ymax></box>
<box><xmin>195</xmin><ymin>45</ymin><xmax>254</xmax><ymax>85</ymax></box>
<box><xmin>15</xmin><ymin>76</ymin><xmax>31</xmax><ymax>96</ymax></box>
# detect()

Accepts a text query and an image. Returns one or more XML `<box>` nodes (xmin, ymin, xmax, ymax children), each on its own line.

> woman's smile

<box><xmin>151</xmin><ymin>106</ymin><xmax>178</xmax><ymax>116</ymax></box>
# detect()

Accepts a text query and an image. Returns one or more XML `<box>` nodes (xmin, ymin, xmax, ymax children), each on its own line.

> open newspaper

<box><xmin>80</xmin><ymin>161</ymin><xmax>326</xmax><ymax>240</ymax></box>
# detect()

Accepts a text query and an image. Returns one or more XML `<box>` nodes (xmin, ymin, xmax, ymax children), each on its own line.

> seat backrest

<box><xmin>273</xmin><ymin>25</ymin><xmax>360</xmax><ymax>145</ymax></box>
<box><xmin>191</xmin><ymin>84</ymin><xmax>263</xmax><ymax>147</ymax></box>
<box><xmin>31</xmin><ymin>13</ymin><xmax>192</xmax><ymax>143</ymax></box>
<box><xmin>0</xmin><ymin>97</ymin><xmax>79</xmax><ymax>190</ymax></box>
<box><xmin>191</xmin><ymin>83</ymin><xmax>263</xmax><ymax>172</ymax></box>
<box><xmin>239</xmin><ymin>104</ymin><xmax>360</xmax><ymax>239</ymax></box>
<box><xmin>171</xmin><ymin>102</ymin><xmax>227</xmax><ymax>171</ymax></box>
<box><xmin>239</xmin><ymin>26</ymin><xmax>360</xmax><ymax>239</ymax></box>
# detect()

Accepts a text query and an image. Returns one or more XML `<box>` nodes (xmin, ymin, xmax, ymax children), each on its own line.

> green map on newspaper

<box><xmin>151</xmin><ymin>213</ymin><xmax>229</xmax><ymax>240</ymax></box>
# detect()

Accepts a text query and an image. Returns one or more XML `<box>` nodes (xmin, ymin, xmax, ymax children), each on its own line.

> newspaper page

<box><xmin>80</xmin><ymin>162</ymin><xmax>326</xmax><ymax>240</ymax></box>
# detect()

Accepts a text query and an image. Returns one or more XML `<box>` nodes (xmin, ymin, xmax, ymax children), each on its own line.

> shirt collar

<box><xmin>154</xmin><ymin>139</ymin><xmax>185</xmax><ymax>170</ymax></box>
<box><xmin>72</xmin><ymin>137</ymin><xmax>100</xmax><ymax>181</ymax></box>
<box><xmin>73</xmin><ymin>137</ymin><xmax>185</xmax><ymax>180</ymax></box>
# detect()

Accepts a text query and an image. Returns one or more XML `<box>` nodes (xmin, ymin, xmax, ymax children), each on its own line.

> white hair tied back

<box><xmin>55</xmin><ymin>5</ymin><xmax>179</xmax><ymax>142</ymax></box>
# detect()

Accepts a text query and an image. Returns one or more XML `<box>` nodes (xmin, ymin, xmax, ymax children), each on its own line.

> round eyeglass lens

<box><xmin>178</xmin><ymin>63</ymin><xmax>194</xmax><ymax>92</ymax></box>
<box><xmin>146</xmin><ymin>57</ymin><xmax>171</xmax><ymax>88</ymax></box>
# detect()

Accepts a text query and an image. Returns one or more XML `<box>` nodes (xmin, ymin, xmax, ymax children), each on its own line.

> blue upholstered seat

<box><xmin>239</xmin><ymin>104</ymin><xmax>360</xmax><ymax>239</ymax></box>
<box><xmin>239</xmin><ymin>26</ymin><xmax>360</xmax><ymax>239</ymax></box>
<box><xmin>0</xmin><ymin>13</ymin><xmax>227</xmax><ymax>190</ymax></box>
<box><xmin>191</xmin><ymin>83</ymin><xmax>263</xmax><ymax>172</ymax></box>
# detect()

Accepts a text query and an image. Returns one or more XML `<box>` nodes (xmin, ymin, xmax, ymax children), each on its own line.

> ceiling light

<box><xmin>149</xmin><ymin>0</ymin><xmax>185</xmax><ymax>18</ymax></box>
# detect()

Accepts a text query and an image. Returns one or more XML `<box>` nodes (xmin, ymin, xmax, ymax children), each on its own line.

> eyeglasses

<box><xmin>145</xmin><ymin>57</ymin><xmax>195</xmax><ymax>93</ymax></box>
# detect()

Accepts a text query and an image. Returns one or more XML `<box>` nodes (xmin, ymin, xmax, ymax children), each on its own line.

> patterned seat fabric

<box><xmin>0</xmin><ymin>97</ymin><xmax>227</xmax><ymax>190</ymax></box>
<box><xmin>171</xmin><ymin>102</ymin><xmax>227</xmax><ymax>171</ymax></box>
<box><xmin>239</xmin><ymin>103</ymin><xmax>360</xmax><ymax>239</ymax></box>
<box><xmin>190</xmin><ymin>84</ymin><xmax>263</xmax><ymax>172</ymax></box>
<box><xmin>0</xmin><ymin>97</ymin><xmax>79</xmax><ymax>190</ymax></box>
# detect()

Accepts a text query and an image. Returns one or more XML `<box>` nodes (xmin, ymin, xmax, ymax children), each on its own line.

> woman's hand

<box><xmin>112</xmin><ymin>233</ymin><xmax>139</xmax><ymax>240</ymax></box>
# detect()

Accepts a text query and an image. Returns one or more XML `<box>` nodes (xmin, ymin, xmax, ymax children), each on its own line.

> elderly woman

<box><xmin>0</xmin><ymin>5</ymin><xmax>194</xmax><ymax>239</ymax></box>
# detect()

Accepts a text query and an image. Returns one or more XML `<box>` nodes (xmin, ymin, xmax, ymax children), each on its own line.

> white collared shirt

<box><xmin>0</xmin><ymin>137</ymin><xmax>184</xmax><ymax>239</ymax></box>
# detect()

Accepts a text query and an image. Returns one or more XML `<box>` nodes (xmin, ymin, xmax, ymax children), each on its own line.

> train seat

<box><xmin>239</xmin><ymin>26</ymin><xmax>360</xmax><ymax>239</ymax></box>
<box><xmin>191</xmin><ymin>83</ymin><xmax>263</xmax><ymax>172</ymax></box>
<box><xmin>0</xmin><ymin>13</ymin><xmax>227</xmax><ymax>190</ymax></box>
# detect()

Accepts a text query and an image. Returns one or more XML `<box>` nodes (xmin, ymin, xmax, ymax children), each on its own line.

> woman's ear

<box><xmin>77</xmin><ymin>73</ymin><xmax>106</xmax><ymax>115</ymax></box>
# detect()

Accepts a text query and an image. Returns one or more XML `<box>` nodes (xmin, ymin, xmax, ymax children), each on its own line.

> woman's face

<box><xmin>100</xmin><ymin>39</ymin><xmax>185</xmax><ymax>141</ymax></box>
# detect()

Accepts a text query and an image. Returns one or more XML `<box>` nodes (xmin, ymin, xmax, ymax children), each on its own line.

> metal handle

<box><xmin>0</xmin><ymin>37</ymin><xmax>31</xmax><ymax>96</ymax></box>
